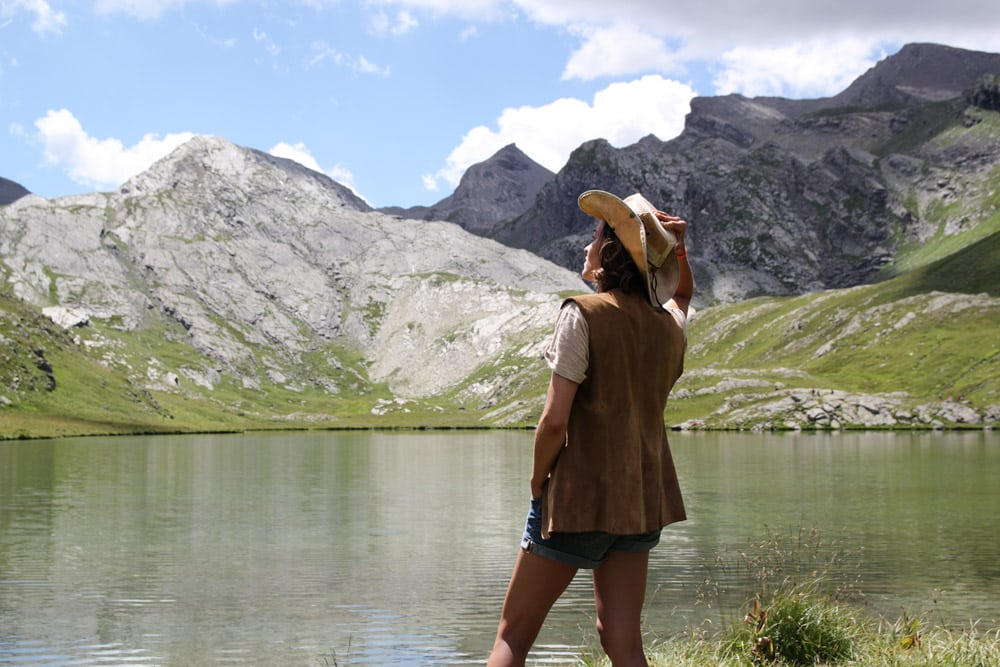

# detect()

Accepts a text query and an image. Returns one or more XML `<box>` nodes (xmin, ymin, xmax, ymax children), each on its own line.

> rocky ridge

<box><xmin>675</xmin><ymin>285</ymin><xmax>1000</xmax><ymax>430</ymax></box>
<box><xmin>380</xmin><ymin>143</ymin><xmax>553</xmax><ymax>236</ymax></box>
<box><xmin>488</xmin><ymin>43</ymin><xmax>1000</xmax><ymax>306</ymax></box>
<box><xmin>1</xmin><ymin>43</ymin><xmax>998</xmax><ymax>433</ymax></box>
<box><xmin>0</xmin><ymin>136</ymin><xmax>584</xmax><ymax>423</ymax></box>
<box><xmin>0</xmin><ymin>177</ymin><xmax>29</xmax><ymax>206</ymax></box>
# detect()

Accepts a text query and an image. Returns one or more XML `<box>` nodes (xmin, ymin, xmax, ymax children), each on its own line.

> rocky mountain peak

<box><xmin>1</xmin><ymin>135</ymin><xmax>583</xmax><ymax>416</ymax></box>
<box><xmin>490</xmin><ymin>43</ymin><xmax>1000</xmax><ymax>305</ymax></box>
<box><xmin>380</xmin><ymin>143</ymin><xmax>553</xmax><ymax>235</ymax></box>
<box><xmin>829</xmin><ymin>42</ymin><xmax>1000</xmax><ymax>109</ymax></box>
<box><xmin>121</xmin><ymin>134</ymin><xmax>371</xmax><ymax>212</ymax></box>
<box><xmin>0</xmin><ymin>177</ymin><xmax>30</xmax><ymax>206</ymax></box>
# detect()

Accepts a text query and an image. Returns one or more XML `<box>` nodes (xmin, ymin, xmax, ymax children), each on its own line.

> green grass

<box><xmin>872</xmin><ymin>100</ymin><xmax>961</xmax><ymax>158</ymax></box>
<box><xmin>572</xmin><ymin>529</ymin><xmax>1000</xmax><ymax>667</ymax></box>
<box><xmin>0</xmin><ymin>290</ymin><xmax>451</xmax><ymax>439</ymax></box>
<box><xmin>670</xmin><ymin>229</ymin><xmax>1000</xmax><ymax>428</ymax></box>
<box><xmin>3</xmin><ymin>224</ymin><xmax>999</xmax><ymax>438</ymax></box>
<box><xmin>887</xmin><ymin>182</ymin><xmax>1000</xmax><ymax>281</ymax></box>
<box><xmin>579</xmin><ymin>623</ymin><xmax>1000</xmax><ymax>666</ymax></box>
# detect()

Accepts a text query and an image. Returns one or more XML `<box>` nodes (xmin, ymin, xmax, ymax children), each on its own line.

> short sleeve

<box><xmin>665</xmin><ymin>306</ymin><xmax>687</xmax><ymax>342</ymax></box>
<box><xmin>543</xmin><ymin>301</ymin><xmax>589</xmax><ymax>384</ymax></box>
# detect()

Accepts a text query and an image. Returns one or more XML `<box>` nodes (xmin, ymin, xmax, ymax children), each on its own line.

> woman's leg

<box><xmin>487</xmin><ymin>548</ymin><xmax>578</xmax><ymax>667</ymax></box>
<box><xmin>592</xmin><ymin>549</ymin><xmax>650</xmax><ymax>666</ymax></box>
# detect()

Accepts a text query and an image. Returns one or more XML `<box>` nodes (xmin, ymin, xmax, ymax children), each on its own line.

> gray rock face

<box><xmin>670</xmin><ymin>286</ymin><xmax>1000</xmax><ymax>430</ymax></box>
<box><xmin>42</xmin><ymin>306</ymin><xmax>89</xmax><ymax>329</ymax></box>
<box><xmin>491</xmin><ymin>43</ymin><xmax>1000</xmax><ymax>306</ymax></box>
<box><xmin>381</xmin><ymin>144</ymin><xmax>553</xmax><ymax>235</ymax></box>
<box><xmin>2</xmin><ymin>43</ymin><xmax>997</xmax><ymax>430</ymax></box>
<box><xmin>0</xmin><ymin>136</ymin><xmax>584</xmax><ymax>406</ymax></box>
<box><xmin>830</xmin><ymin>42</ymin><xmax>1000</xmax><ymax>108</ymax></box>
<box><xmin>0</xmin><ymin>177</ymin><xmax>30</xmax><ymax>206</ymax></box>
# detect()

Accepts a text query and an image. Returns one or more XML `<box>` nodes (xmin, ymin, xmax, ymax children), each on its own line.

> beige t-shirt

<box><xmin>544</xmin><ymin>300</ymin><xmax>687</xmax><ymax>384</ymax></box>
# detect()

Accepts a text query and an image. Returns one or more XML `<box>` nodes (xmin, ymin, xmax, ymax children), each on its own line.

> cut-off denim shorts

<box><xmin>520</xmin><ymin>497</ymin><xmax>661</xmax><ymax>569</ymax></box>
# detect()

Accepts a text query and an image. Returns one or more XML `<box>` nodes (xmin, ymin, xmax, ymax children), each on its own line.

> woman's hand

<box><xmin>655</xmin><ymin>211</ymin><xmax>686</xmax><ymax>251</ymax></box>
<box><xmin>657</xmin><ymin>210</ymin><xmax>693</xmax><ymax>313</ymax></box>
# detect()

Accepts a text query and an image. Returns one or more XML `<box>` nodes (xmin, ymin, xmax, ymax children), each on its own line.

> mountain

<box><xmin>0</xmin><ymin>177</ymin><xmax>29</xmax><ymax>206</ymax></box>
<box><xmin>2</xmin><ymin>43</ymin><xmax>998</xmax><ymax>437</ymax></box>
<box><xmin>380</xmin><ymin>143</ymin><xmax>553</xmax><ymax>235</ymax></box>
<box><xmin>490</xmin><ymin>43</ymin><xmax>1000</xmax><ymax>305</ymax></box>
<box><xmin>0</xmin><ymin>136</ymin><xmax>585</xmax><ymax>434</ymax></box>
<box><xmin>828</xmin><ymin>42</ymin><xmax>1000</xmax><ymax>108</ymax></box>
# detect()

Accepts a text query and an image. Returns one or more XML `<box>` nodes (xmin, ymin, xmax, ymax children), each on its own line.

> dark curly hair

<box><xmin>592</xmin><ymin>222</ymin><xmax>646</xmax><ymax>295</ymax></box>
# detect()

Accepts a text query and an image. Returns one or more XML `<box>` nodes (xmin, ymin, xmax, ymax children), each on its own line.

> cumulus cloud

<box><xmin>14</xmin><ymin>0</ymin><xmax>1000</xmax><ymax>206</ymax></box>
<box><xmin>714</xmin><ymin>37</ymin><xmax>886</xmax><ymax>98</ymax></box>
<box><xmin>269</xmin><ymin>141</ymin><xmax>365</xmax><ymax>201</ymax></box>
<box><xmin>562</xmin><ymin>24</ymin><xmax>681</xmax><ymax>81</ymax></box>
<box><xmin>269</xmin><ymin>141</ymin><xmax>325</xmax><ymax>172</ymax></box>
<box><xmin>34</xmin><ymin>109</ymin><xmax>194</xmax><ymax>190</ymax></box>
<box><xmin>517</xmin><ymin>0</ymin><xmax>1000</xmax><ymax>96</ymax></box>
<box><xmin>2</xmin><ymin>0</ymin><xmax>67</xmax><ymax>35</ymax></box>
<box><xmin>416</xmin><ymin>0</ymin><xmax>999</xmax><ymax>193</ymax></box>
<box><xmin>424</xmin><ymin>75</ymin><xmax>695</xmax><ymax>191</ymax></box>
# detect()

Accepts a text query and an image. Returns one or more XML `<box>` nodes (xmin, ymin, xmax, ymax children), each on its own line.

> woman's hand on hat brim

<box><xmin>655</xmin><ymin>211</ymin><xmax>686</xmax><ymax>247</ymax></box>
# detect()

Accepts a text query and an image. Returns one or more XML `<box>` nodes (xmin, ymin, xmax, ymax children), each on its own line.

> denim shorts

<box><xmin>520</xmin><ymin>497</ymin><xmax>661</xmax><ymax>569</ymax></box>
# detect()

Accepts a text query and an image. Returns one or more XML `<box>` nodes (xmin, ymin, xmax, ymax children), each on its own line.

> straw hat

<box><xmin>578</xmin><ymin>190</ymin><xmax>679</xmax><ymax>308</ymax></box>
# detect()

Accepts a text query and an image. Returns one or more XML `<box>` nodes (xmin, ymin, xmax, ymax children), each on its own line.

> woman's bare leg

<box><xmin>592</xmin><ymin>549</ymin><xmax>650</xmax><ymax>666</ymax></box>
<box><xmin>487</xmin><ymin>548</ymin><xmax>578</xmax><ymax>667</ymax></box>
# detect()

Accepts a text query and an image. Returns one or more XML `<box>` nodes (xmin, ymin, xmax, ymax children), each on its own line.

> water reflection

<box><xmin>1</xmin><ymin>430</ymin><xmax>997</xmax><ymax>665</ymax></box>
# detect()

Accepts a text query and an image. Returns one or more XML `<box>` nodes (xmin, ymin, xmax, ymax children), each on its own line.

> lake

<box><xmin>1</xmin><ymin>430</ymin><xmax>997</xmax><ymax>665</ymax></box>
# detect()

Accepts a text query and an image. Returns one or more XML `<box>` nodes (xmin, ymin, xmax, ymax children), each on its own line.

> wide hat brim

<box><xmin>578</xmin><ymin>190</ymin><xmax>679</xmax><ymax>308</ymax></box>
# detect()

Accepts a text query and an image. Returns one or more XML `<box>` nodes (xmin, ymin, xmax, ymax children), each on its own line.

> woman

<box><xmin>487</xmin><ymin>190</ymin><xmax>693</xmax><ymax>667</ymax></box>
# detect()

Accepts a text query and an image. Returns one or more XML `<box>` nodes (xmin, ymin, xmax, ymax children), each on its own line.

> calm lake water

<box><xmin>1</xmin><ymin>430</ymin><xmax>998</xmax><ymax>665</ymax></box>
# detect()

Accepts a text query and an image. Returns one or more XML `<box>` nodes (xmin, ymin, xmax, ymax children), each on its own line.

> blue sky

<box><xmin>2</xmin><ymin>1</ymin><xmax>999</xmax><ymax>208</ymax></box>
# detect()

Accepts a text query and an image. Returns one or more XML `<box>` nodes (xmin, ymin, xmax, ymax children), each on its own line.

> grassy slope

<box><xmin>669</xmin><ymin>226</ymin><xmax>1000</xmax><ymax>428</ymax></box>
<box><xmin>3</xmin><ymin>115</ymin><xmax>999</xmax><ymax>438</ymax></box>
<box><xmin>0</xmin><ymin>289</ymin><xmax>479</xmax><ymax>439</ymax></box>
<box><xmin>663</xmin><ymin>121</ymin><xmax>1000</xmax><ymax>428</ymax></box>
<box><xmin>3</xmin><ymin>225</ymin><xmax>998</xmax><ymax>439</ymax></box>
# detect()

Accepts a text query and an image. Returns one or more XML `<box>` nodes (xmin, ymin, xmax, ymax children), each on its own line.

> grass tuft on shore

<box><xmin>576</xmin><ymin>528</ymin><xmax>1000</xmax><ymax>666</ymax></box>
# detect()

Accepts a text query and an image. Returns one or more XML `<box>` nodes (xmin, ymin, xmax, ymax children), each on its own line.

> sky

<box><xmin>2</xmin><ymin>1</ymin><xmax>999</xmax><ymax>208</ymax></box>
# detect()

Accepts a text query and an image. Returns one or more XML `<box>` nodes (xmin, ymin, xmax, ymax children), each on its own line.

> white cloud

<box><xmin>714</xmin><ymin>38</ymin><xmax>886</xmax><ymax>98</ymax></box>
<box><xmin>34</xmin><ymin>109</ymin><xmax>194</xmax><ymax>190</ymax></box>
<box><xmin>427</xmin><ymin>0</ymin><xmax>1000</xmax><ymax>198</ymax></box>
<box><xmin>307</xmin><ymin>41</ymin><xmax>391</xmax><ymax>76</ymax></box>
<box><xmin>269</xmin><ymin>141</ymin><xmax>324</xmax><ymax>173</ymax></box>
<box><xmin>2</xmin><ymin>0</ymin><xmax>67</xmax><ymax>35</ymax></box>
<box><xmin>369</xmin><ymin>0</ymin><xmax>504</xmax><ymax>22</ymax></box>
<box><xmin>252</xmin><ymin>27</ymin><xmax>280</xmax><ymax>56</ymax></box>
<box><xmin>268</xmin><ymin>141</ymin><xmax>365</xmax><ymax>201</ymax></box>
<box><xmin>562</xmin><ymin>24</ymin><xmax>680</xmax><ymax>81</ymax></box>
<box><xmin>92</xmin><ymin>0</ymin><xmax>186</xmax><ymax>20</ymax></box>
<box><xmin>354</xmin><ymin>54</ymin><xmax>390</xmax><ymax>76</ymax></box>
<box><xmin>516</xmin><ymin>0</ymin><xmax>1000</xmax><ymax>96</ymax></box>
<box><xmin>369</xmin><ymin>9</ymin><xmax>419</xmax><ymax>36</ymax></box>
<box><xmin>426</xmin><ymin>75</ymin><xmax>695</xmax><ymax>191</ymax></box>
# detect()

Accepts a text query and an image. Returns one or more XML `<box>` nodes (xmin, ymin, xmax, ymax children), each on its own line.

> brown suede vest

<box><xmin>541</xmin><ymin>289</ymin><xmax>687</xmax><ymax>538</ymax></box>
